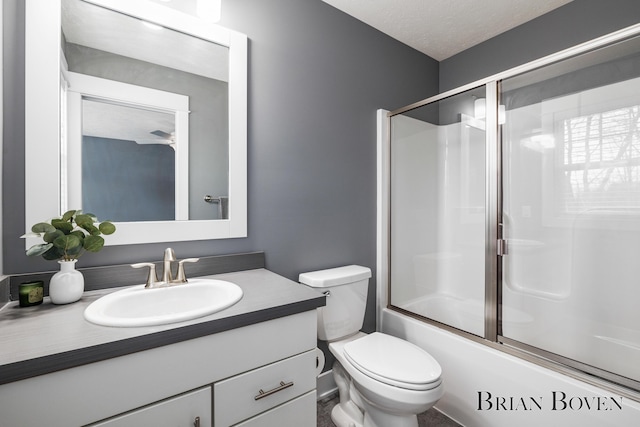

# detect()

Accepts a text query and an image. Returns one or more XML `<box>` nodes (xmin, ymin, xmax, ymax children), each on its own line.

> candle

<box><xmin>19</xmin><ymin>281</ymin><xmax>44</xmax><ymax>307</ymax></box>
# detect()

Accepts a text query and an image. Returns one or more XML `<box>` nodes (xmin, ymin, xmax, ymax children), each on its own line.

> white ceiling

<box><xmin>322</xmin><ymin>0</ymin><xmax>574</xmax><ymax>61</ymax></box>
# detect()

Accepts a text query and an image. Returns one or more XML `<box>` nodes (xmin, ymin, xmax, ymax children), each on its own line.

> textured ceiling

<box><xmin>322</xmin><ymin>0</ymin><xmax>574</xmax><ymax>61</ymax></box>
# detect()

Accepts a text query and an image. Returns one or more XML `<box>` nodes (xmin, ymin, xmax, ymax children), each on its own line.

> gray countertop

<box><xmin>0</xmin><ymin>268</ymin><xmax>325</xmax><ymax>385</ymax></box>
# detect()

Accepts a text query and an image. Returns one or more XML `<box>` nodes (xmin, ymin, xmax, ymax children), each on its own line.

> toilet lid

<box><xmin>343</xmin><ymin>333</ymin><xmax>442</xmax><ymax>391</ymax></box>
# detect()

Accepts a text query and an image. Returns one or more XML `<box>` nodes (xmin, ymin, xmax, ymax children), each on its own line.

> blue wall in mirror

<box><xmin>82</xmin><ymin>136</ymin><xmax>175</xmax><ymax>222</ymax></box>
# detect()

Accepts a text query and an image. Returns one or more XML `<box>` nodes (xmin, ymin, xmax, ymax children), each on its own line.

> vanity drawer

<box><xmin>89</xmin><ymin>387</ymin><xmax>211</xmax><ymax>427</ymax></box>
<box><xmin>233</xmin><ymin>390</ymin><xmax>316</xmax><ymax>427</ymax></box>
<box><xmin>214</xmin><ymin>350</ymin><xmax>316</xmax><ymax>426</ymax></box>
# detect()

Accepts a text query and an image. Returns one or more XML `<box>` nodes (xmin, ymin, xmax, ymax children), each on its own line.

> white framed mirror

<box><xmin>25</xmin><ymin>0</ymin><xmax>247</xmax><ymax>246</ymax></box>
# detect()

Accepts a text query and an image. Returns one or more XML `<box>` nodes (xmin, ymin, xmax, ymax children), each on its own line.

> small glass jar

<box><xmin>19</xmin><ymin>280</ymin><xmax>44</xmax><ymax>307</ymax></box>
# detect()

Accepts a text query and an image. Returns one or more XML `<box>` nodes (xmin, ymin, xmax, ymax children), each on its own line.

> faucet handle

<box><xmin>131</xmin><ymin>262</ymin><xmax>159</xmax><ymax>288</ymax></box>
<box><xmin>175</xmin><ymin>258</ymin><xmax>200</xmax><ymax>283</ymax></box>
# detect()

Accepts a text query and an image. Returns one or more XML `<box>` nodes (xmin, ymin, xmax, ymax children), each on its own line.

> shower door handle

<box><xmin>497</xmin><ymin>239</ymin><xmax>508</xmax><ymax>256</ymax></box>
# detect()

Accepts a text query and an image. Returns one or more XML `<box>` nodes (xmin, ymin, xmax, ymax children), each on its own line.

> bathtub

<box><xmin>381</xmin><ymin>308</ymin><xmax>640</xmax><ymax>427</ymax></box>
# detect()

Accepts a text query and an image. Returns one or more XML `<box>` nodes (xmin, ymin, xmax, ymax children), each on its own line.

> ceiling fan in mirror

<box><xmin>135</xmin><ymin>129</ymin><xmax>176</xmax><ymax>147</ymax></box>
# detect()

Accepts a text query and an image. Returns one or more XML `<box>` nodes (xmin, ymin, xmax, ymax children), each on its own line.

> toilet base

<box><xmin>331</xmin><ymin>359</ymin><xmax>425</xmax><ymax>427</ymax></box>
<box><xmin>359</xmin><ymin>394</ymin><xmax>419</xmax><ymax>427</ymax></box>
<box><xmin>331</xmin><ymin>361</ymin><xmax>364</xmax><ymax>427</ymax></box>
<box><xmin>331</xmin><ymin>394</ymin><xmax>421</xmax><ymax>427</ymax></box>
<box><xmin>331</xmin><ymin>401</ymin><xmax>363</xmax><ymax>427</ymax></box>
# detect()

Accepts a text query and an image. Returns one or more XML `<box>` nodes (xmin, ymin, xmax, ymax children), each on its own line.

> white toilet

<box><xmin>299</xmin><ymin>265</ymin><xmax>444</xmax><ymax>427</ymax></box>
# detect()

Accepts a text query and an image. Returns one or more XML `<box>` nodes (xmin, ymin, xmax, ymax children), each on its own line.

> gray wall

<box><xmin>440</xmin><ymin>0</ymin><xmax>640</xmax><ymax>92</ymax></box>
<box><xmin>82</xmin><ymin>136</ymin><xmax>176</xmax><ymax>222</ymax></box>
<box><xmin>2</xmin><ymin>0</ymin><xmax>438</xmax><ymax>335</ymax></box>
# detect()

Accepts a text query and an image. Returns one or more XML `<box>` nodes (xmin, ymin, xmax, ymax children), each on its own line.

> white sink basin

<box><xmin>84</xmin><ymin>278</ymin><xmax>243</xmax><ymax>327</ymax></box>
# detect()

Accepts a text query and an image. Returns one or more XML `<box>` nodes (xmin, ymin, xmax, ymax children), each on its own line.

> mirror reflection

<box><xmin>81</xmin><ymin>99</ymin><xmax>177</xmax><ymax>222</ymax></box>
<box><xmin>61</xmin><ymin>0</ymin><xmax>229</xmax><ymax>221</ymax></box>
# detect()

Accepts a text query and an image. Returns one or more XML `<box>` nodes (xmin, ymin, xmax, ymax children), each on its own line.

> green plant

<box><xmin>23</xmin><ymin>210</ymin><xmax>116</xmax><ymax>261</ymax></box>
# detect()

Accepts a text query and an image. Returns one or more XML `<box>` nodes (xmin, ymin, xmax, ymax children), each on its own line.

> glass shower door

<box><xmin>389</xmin><ymin>87</ymin><xmax>487</xmax><ymax>337</ymax></box>
<box><xmin>500</xmin><ymin>35</ymin><xmax>640</xmax><ymax>386</ymax></box>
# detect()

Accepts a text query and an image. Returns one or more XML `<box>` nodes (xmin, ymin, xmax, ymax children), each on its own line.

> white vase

<box><xmin>49</xmin><ymin>260</ymin><xmax>84</xmax><ymax>304</ymax></box>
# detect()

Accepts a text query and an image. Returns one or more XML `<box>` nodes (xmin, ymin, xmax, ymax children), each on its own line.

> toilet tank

<box><xmin>299</xmin><ymin>265</ymin><xmax>372</xmax><ymax>341</ymax></box>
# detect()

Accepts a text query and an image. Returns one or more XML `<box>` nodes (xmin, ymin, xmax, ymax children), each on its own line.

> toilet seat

<box><xmin>343</xmin><ymin>332</ymin><xmax>442</xmax><ymax>391</ymax></box>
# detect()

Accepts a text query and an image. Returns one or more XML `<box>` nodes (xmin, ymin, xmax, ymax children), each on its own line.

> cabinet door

<box><xmin>89</xmin><ymin>387</ymin><xmax>211</xmax><ymax>427</ymax></box>
<box><xmin>233</xmin><ymin>391</ymin><xmax>316</xmax><ymax>427</ymax></box>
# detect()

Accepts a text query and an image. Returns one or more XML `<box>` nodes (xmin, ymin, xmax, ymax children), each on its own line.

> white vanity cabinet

<box><xmin>0</xmin><ymin>310</ymin><xmax>318</xmax><ymax>427</ymax></box>
<box><xmin>90</xmin><ymin>350</ymin><xmax>316</xmax><ymax>427</ymax></box>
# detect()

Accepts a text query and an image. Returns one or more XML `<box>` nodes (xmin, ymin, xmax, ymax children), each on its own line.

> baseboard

<box><xmin>316</xmin><ymin>370</ymin><xmax>338</xmax><ymax>401</ymax></box>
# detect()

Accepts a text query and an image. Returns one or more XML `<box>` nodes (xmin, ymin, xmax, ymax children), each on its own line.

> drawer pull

<box><xmin>194</xmin><ymin>416</ymin><xmax>200</xmax><ymax>427</ymax></box>
<box><xmin>254</xmin><ymin>381</ymin><xmax>294</xmax><ymax>400</ymax></box>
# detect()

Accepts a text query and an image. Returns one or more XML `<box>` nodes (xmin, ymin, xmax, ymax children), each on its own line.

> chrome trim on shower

<box><xmin>484</xmin><ymin>80</ymin><xmax>499</xmax><ymax>342</ymax></box>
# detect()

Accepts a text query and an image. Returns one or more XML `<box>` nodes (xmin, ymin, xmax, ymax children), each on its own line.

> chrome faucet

<box><xmin>132</xmin><ymin>248</ymin><xmax>200</xmax><ymax>288</ymax></box>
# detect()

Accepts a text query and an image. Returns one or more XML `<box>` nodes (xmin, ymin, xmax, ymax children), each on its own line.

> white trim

<box><xmin>174</xmin><ymin>106</ymin><xmax>189</xmax><ymax>221</ymax></box>
<box><xmin>376</xmin><ymin>109</ymin><xmax>390</xmax><ymax>330</ymax></box>
<box><xmin>227</xmin><ymin>30</ymin><xmax>248</xmax><ymax>237</ymax></box>
<box><xmin>67</xmin><ymin>72</ymin><xmax>190</xmax><ymax>113</ymax></box>
<box><xmin>65</xmin><ymin>90</ymin><xmax>82</xmax><ymax>215</ymax></box>
<box><xmin>25</xmin><ymin>0</ymin><xmax>61</xmax><ymax>248</ymax></box>
<box><xmin>25</xmin><ymin>0</ymin><xmax>248</xmax><ymax>246</ymax></box>
<box><xmin>65</xmin><ymin>72</ymin><xmax>190</xmax><ymax>224</ymax></box>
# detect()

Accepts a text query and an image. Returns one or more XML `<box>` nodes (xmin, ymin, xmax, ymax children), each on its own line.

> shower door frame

<box><xmin>379</xmin><ymin>23</ymin><xmax>640</xmax><ymax>402</ymax></box>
